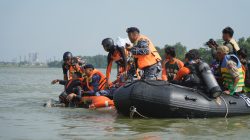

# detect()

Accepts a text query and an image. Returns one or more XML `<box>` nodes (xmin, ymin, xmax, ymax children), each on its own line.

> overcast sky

<box><xmin>0</xmin><ymin>0</ymin><xmax>249</xmax><ymax>62</ymax></box>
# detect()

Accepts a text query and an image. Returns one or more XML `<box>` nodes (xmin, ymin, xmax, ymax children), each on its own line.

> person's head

<box><xmin>164</xmin><ymin>46</ymin><xmax>176</xmax><ymax>59</ymax></box>
<box><xmin>63</xmin><ymin>52</ymin><xmax>73</xmax><ymax>65</ymax></box>
<box><xmin>222</xmin><ymin>27</ymin><xmax>234</xmax><ymax>41</ymax></box>
<box><xmin>126</xmin><ymin>27</ymin><xmax>140</xmax><ymax>43</ymax></box>
<box><xmin>237</xmin><ymin>48</ymin><xmax>247</xmax><ymax>60</ymax></box>
<box><xmin>216</xmin><ymin>46</ymin><xmax>229</xmax><ymax>61</ymax></box>
<box><xmin>185</xmin><ymin>49</ymin><xmax>200</xmax><ymax>63</ymax></box>
<box><xmin>72</xmin><ymin>72</ymin><xmax>82</xmax><ymax>80</ymax></box>
<box><xmin>102</xmin><ymin>38</ymin><xmax>115</xmax><ymax>52</ymax></box>
<box><xmin>84</xmin><ymin>64</ymin><xmax>95</xmax><ymax>76</ymax></box>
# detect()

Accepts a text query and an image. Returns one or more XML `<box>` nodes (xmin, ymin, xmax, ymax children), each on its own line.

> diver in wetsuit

<box><xmin>173</xmin><ymin>49</ymin><xmax>222</xmax><ymax>98</ymax></box>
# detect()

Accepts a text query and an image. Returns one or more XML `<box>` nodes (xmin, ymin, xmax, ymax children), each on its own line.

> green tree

<box><xmin>238</xmin><ymin>37</ymin><xmax>250</xmax><ymax>57</ymax></box>
<box><xmin>198</xmin><ymin>47</ymin><xmax>212</xmax><ymax>63</ymax></box>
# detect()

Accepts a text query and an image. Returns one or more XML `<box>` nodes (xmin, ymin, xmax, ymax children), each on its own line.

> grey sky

<box><xmin>0</xmin><ymin>0</ymin><xmax>249</xmax><ymax>62</ymax></box>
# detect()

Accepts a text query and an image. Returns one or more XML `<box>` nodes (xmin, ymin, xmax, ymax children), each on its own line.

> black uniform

<box><xmin>58</xmin><ymin>79</ymin><xmax>83</xmax><ymax>103</ymax></box>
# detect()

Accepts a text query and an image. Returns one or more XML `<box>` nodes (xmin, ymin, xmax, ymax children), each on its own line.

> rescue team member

<box><xmin>101</xmin><ymin>38</ymin><xmax>127</xmax><ymax>84</ymax></box>
<box><xmin>174</xmin><ymin>49</ymin><xmax>203</xmax><ymax>87</ymax></box>
<box><xmin>173</xmin><ymin>49</ymin><xmax>222</xmax><ymax>98</ymax></box>
<box><xmin>62</xmin><ymin>52</ymin><xmax>84</xmax><ymax>81</ymax></box>
<box><xmin>205</xmin><ymin>39</ymin><xmax>221</xmax><ymax>83</ymax></box>
<box><xmin>51</xmin><ymin>72</ymin><xmax>83</xmax><ymax>105</ymax></box>
<box><xmin>222</xmin><ymin>27</ymin><xmax>240</xmax><ymax>55</ymax></box>
<box><xmin>162</xmin><ymin>46</ymin><xmax>184</xmax><ymax>81</ymax></box>
<box><xmin>237</xmin><ymin>48</ymin><xmax>250</xmax><ymax>92</ymax></box>
<box><xmin>125</xmin><ymin>27</ymin><xmax>162</xmax><ymax>80</ymax></box>
<box><xmin>82</xmin><ymin>64</ymin><xmax>108</xmax><ymax>96</ymax></box>
<box><xmin>216</xmin><ymin>46</ymin><xmax>245</xmax><ymax>95</ymax></box>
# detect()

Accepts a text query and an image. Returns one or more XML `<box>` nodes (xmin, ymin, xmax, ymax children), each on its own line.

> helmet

<box><xmin>63</xmin><ymin>52</ymin><xmax>73</xmax><ymax>61</ymax></box>
<box><xmin>102</xmin><ymin>38</ymin><xmax>114</xmax><ymax>52</ymax></box>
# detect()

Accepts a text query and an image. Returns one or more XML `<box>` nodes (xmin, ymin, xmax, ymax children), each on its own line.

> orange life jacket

<box><xmin>242</xmin><ymin>65</ymin><xmax>246</xmax><ymax>79</ymax></box>
<box><xmin>81</xmin><ymin>96</ymin><xmax>114</xmax><ymax>108</ymax></box>
<box><xmin>86</xmin><ymin>69</ymin><xmax>107</xmax><ymax>91</ymax></box>
<box><xmin>133</xmin><ymin>35</ymin><xmax>162</xmax><ymax>69</ymax></box>
<box><xmin>111</xmin><ymin>50</ymin><xmax>122</xmax><ymax>62</ymax></box>
<box><xmin>68</xmin><ymin>64</ymin><xmax>82</xmax><ymax>80</ymax></box>
<box><xmin>106</xmin><ymin>49</ymin><xmax>128</xmax><ymax>80</ymax></box>
<box><xmin>65</xmin><ymin>78</ymin><xmax>84</xmax><ymax>89</ymax></box>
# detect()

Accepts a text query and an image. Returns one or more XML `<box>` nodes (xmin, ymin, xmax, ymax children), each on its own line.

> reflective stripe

<box><xmin>221</xmin><ymin>55</ymin><xmax>245</xmax><ymax>89</ymax></box>
<box><xmin>86</xmin><ymin>69</ymin><xmax>107</xmax><ymax>91</ymax></box>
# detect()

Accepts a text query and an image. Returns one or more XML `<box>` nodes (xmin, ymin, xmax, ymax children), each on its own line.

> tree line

<box><xmin>48</xmin><ymin>36</ymin><xmax>250</xmax><ymax>68</ymax></box>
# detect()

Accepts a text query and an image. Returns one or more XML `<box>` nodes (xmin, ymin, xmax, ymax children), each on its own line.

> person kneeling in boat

<box><xmin>173</xmin><ymin>49</ymin><xmax>222</xmax><ymax>98</ymax></box>
<box><xmin>51</xmin><ymin>72</ymin><xmax>83</xmax><ymax>106</ymax></box>
<box><xmin>162</xmin><ymin>46</ymin><xmax>184</xmax><ymax>81</ymax></box>
<box><xmin>82</xmin><ymin>64</ymin><xmax>114</xmax><ymax>98</ymax></box>
<box><xmin>216</xmin><ymin>46</ymin><xmax>245</xmax><ymax>95</ymax></box>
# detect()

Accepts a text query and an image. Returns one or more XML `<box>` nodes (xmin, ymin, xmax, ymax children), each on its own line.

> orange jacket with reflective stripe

<box><xmin>68</xmin><ymin>64</ymin><xmax>82</xmax><ymax>80</ymax></box>
<box><xmin>133</xmin><ymin>35</ymin><xmax>161</xmax><ymax>69</ymax></box>
<box><xmin>86</xmin><ymin>69</ymin><xmax>107</xmax><ymax>91</ymax></box>
<box><xmin>106</xmin><ymin>49</ymin><xmax>128</xmax><ymax>80</ymax></box>
<box><xmin>65</xmin><ymin>78</ymin><xmax>84</xmax><ymax>89</ymax></box>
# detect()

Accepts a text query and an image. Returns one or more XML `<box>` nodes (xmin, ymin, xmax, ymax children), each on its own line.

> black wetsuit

<box><xmin>58</xmin><ymin>79</ymin><xmax>83</xmax><ymax>101</ymax></box>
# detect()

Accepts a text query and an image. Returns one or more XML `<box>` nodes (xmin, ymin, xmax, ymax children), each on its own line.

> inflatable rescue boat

<box><xmin>113</xmin><ymin>80</ymin><xmax>250</xmax><ymax>118</ymax></box>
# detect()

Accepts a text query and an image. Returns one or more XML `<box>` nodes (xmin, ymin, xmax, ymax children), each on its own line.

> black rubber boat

<box><xmin>113</xmin><ymin>80</ymin><xmax>250</xmax><ymax>118</ymax></box>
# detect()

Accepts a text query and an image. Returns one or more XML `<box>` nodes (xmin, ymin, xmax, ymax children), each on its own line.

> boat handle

<box><xmin>185</xmin><ymin>96</ymin><xmax>197</xmax><ymax>102</ymax></box>
<box><xmin>229</xmin><ymin>101</ymin><xmax>237</xmax><ymax>104</ymax></box>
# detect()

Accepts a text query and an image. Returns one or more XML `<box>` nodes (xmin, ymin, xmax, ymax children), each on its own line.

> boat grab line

<box><xmin>130</xmin><ymin>106</ymin><xmax>148</xmax><ymax>119</ymax></box>
<box><xmin>220</xmin><ymin>96</ymin><xmax>229</xmax><ymax>118</ymax></box>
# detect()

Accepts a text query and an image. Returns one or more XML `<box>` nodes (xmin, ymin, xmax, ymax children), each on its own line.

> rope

<box><xmin>129</xmin><ymin>106</ymin><xmax>148</xmax><ymax>119</ymax></box>
<box><xmin>220</xmin><ymin>96</ymin><xmax>228</xmax><ymax>118</ymax></box>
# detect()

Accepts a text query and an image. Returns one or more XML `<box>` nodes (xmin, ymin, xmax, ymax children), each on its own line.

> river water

<box><xmin>0</xmin><ymin>67</ymin><xmax>250</xmax><ymax>140</ymax></box>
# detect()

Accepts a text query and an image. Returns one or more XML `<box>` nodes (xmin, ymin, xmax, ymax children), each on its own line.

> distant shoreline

<box><xmin>0</xmin><ymin>65</ymin><xmax>49</xmax><ymax>68</ymax></box>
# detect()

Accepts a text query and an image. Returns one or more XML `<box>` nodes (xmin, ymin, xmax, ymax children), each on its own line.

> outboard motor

<box><xmin>199</xmin><ymin>62</ymin><xmax>222</xmax><ymax>98</ymax></box>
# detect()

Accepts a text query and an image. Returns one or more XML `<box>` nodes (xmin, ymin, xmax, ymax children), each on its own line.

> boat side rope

<box><xmin>130</xmin><ymin>106</ymin><xmax>148</xmax><ymax>119</ymax></box>
<box><xmin>220</xmin><ymin>96</ymin><xmax>228</xmax><ymax>118</ymax></box>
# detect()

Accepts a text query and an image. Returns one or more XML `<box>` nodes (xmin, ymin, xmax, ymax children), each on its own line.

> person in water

<box><xmin>173</xmin><ymin>49</ymin><xmax>222</xmax><ymax>98</ymax></box>
<box><xmin>82</xmin><ymin>64</ymin><xmax>108</xmax><ymax>96</ymax></box>
<box><xmin>51</xmin><ymin>72</ymin><xmax>84</xmax><ymax>105</ymax></box>
<box><xmin>62</xmin><ymin>51</ymin><xmax>85</xmax><ymax>81</ymax></box>
<box><xmin>125</xmin><ymin>27</ymin><xmax>162</xmax><ymax>80</ymax></box>
<box><xmin>101</xmin><ymin>38</ymin><xmax>128</xmax><ymax>85</ymax></box>
<box><xmin>162</xmin><ymin>46</ymin><xmax>184</xmax><ymax>81</ymax></box>
<box><xmin>216</xmin><ymin>46</ymin><xmax>245</xmax><ymax>95</ymax></box>
<box><xmin>222</xmin><ymin>27</ymin><xmax>240</xmax><ymax>55</ymax></box>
